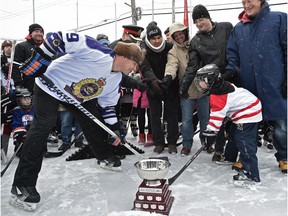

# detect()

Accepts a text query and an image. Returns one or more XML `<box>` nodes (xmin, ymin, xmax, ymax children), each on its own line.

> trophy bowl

<box><xmin>134</xmin><ymin>159</ymin><xmax>171</xmax><ymax>186</ymax></box>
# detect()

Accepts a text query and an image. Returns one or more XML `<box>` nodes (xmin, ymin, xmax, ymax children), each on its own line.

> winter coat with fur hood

<box><xmin>165</xmin><ymin>22</ymin><xmax>205</xmax><ymax>99</ymax></box>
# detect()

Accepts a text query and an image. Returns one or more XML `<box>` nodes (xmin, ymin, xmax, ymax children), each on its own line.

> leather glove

<box><xmin>136</xmin><ymin>78</ymin><xmax>148</xmax><ymax>92</ymax></box>
<box><xmin>221</xmin><ymin>70</ymin><xmax>235</xmax><ymax>82</ymax></box>
<box><xmin>282</xmin><ymin>79</ymin><xmax>287</xmax><ymax>99</ymax></box>
<box><xmin>202</xmin><ymin>130</ymin><xmax>217</xmax><ymax>148</ymax></box>
<box><xmin>160</xmin><ymin>75</ymin><xmax>172</xmax><ymax>91</ymax></box>
<box><xmin>179</xmin><ymin>87</ymin><xmax>189</xmax><ymax>99</ymax></box>
<box><xmin>20</xmin><ymin>47</ymin><xmax>52</xmax><ymax>77</ymax></box>
<box><xmin>150</xmin><ymin>78</ymin><xmax>163</xmax><ymax>96</ymax></box>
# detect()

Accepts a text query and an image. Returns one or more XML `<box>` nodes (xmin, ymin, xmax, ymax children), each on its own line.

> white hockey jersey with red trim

<box><xmin>207</xmin><ymin>84</ymin><xmax>262</xmax><ymax>132</ymax></box>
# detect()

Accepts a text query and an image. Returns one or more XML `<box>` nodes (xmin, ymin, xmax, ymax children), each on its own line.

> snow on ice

<box><xmin>1</xmin><ymin>131</ymin><xmax>287</xmax><ymax>216</ymax></box>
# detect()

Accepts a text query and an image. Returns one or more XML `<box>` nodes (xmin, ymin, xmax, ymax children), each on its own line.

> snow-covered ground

<box><xmin>1</xmin><ymin>130</ymin><xmax>287</xmax><ymax>216</ymax></box>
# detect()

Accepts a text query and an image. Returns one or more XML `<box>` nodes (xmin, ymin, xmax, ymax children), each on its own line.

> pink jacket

<box><xmin>133</xmin><ymin>89</ymin><xmax>149</xmax><ymax>108</ymax></box>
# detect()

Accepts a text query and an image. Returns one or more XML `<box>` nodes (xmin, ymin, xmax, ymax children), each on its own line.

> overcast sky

<box><xmin>1</xmin><ymin>0</ymin><xmax>287</xmax><ymax>42</ymax></box>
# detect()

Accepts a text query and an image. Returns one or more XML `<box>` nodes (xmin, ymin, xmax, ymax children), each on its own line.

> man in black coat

<box><xmin>140</xmin><ymin>22</ymin><xmax>179</xmax><ymax>154</ymax></box>
<box><xmin>12</xmin><ymin>23</ymin><xmax>44</xmax><ymax>93</ymax></box>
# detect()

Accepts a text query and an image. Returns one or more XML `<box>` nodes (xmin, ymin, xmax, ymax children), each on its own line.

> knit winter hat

<box><xmin>114</xmin><ymin>42</ymin><xmax>144</xmax><ymax>65</ymax></box>
<box><xmin>192</xmin><ymin>4</ymin><xmax>210</xmax><ymax>23</ymax></box>
<box><xmin>146</xmin><ymin>22</ymin><xmax>162</xmax><ymax>41</ymax></box>
<box><xmin>29</xmin><ymin>23</ymin><xmax>44</xmax><ymax>34</ymax></box>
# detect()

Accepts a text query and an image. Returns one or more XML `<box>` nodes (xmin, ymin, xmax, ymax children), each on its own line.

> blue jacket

<box><xmin>226</xmin><ymin>1</ymin><xmax>287</xmax><ymax>120</ymax></box>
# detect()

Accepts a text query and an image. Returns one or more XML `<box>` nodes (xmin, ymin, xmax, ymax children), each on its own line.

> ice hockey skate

<box><xmin>97</xmin><ymin>155</ymin><xmax>122</xmax><ymax>171</ymax></box>
<box><xmin>9</xmin><ymin>186</ymin><xmax>40</xmax><ymax>212</ymax></box>
<box><xmin>233</xmin><ymin>171</ymin><xmax>261</xmax><ymax>187</ymax></box>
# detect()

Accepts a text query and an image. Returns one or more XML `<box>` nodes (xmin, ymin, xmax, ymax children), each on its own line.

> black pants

<box><xmin>148</xmin><ymin>94</ymin><xmax>179</xmax><ymax>146</ymax></box>
<box><xmin>13</xmin><ymin>85</ymin><xmax>112</xmax><ymax>186</ymax></box>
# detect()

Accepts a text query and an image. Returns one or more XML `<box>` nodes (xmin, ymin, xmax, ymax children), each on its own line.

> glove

<box><xmin>136</xmin><ymin>78</ymin><xmax>148</xmax><ymax>92</ymax></box>
<box><xmin>1</xmin><ymin>112</ymin><xmax>12</xmax><ymax>124</ymax></box>
<box><xmin>202</xmin><ymin>130</ymin><xmax>217</xmax><ymax>148</ymax></box>
<box><xmin>1</xmin><ymin>93</ymin><xmax>12</xmax><ymax>111</ymax></box>
<box><xmin>13</xmin><ymin>131</ymin><xmax>27</xmax><ymax>146</ymax></box>
<box><xmin>160</xmin><ymin>75</ymin><xmax>172</xmax><ymax>91</ymax></box>
<box><xmin>20</xmin><ymin>47</ymin><xmax>52</xmax><ymax>78</ymax></box>
<box><xmin>150</xmin><ymin>78</ymin><xmax>163</xmax><ymax>96</ymax></box>
<box><xmin>282</xmin><ymin>79</ymin><xmax>287</xmax><ymax>99</ymax></box>
<box><xmin>221</xmin><ymin>70</ymin><xmax>235</xmax><ymax>82</ymax></box>
<box><xmin>108</xmin><ymin>122</ymin><xmax>126</xmax><ymax>146</ymax></box>
<box><xmin>179</xmin><ymin>87</ymin><xmax>190</xmax><ymax>99</ymax></box>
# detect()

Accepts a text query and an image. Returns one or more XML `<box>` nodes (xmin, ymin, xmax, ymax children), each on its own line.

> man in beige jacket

<box><xmin>161</xmin><ymin>22</ymin><xmax>209</xmax><ymax>156</ymax></box>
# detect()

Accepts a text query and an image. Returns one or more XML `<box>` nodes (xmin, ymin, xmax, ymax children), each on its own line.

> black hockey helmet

<box><xmin>194</xmin><ymin>64</ymin><xmax>220</xmax><ymax>94</ymax></box>
<box><xmin>16</xmin><ymin>88</ymin><xmax>32</xmax><ymax>109</ymax></box>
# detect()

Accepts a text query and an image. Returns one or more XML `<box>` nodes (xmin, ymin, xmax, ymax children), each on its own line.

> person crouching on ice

<box><xmin>197</xmin><ymin>64</ymin><xmax>262</xmax><ymax>187</ymax></box>
<box><xmin>9</xmin><ymin>32</ymin><xmax>145</xmax><ymax>212</ymax></box>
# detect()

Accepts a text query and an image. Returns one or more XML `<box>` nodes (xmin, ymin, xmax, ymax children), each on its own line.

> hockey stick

<box><xmin>39</xmin><ymin>75</ymin><xmax>147</xmax><ymax>159</ymax></box>
<box><xmin>168</xmin><ymin>145</ymin><xmax>205</xmax><ymax>185</ymax></box>
<box><xmin>1</xmin><ymin>142</ymin><xmax>23</xmax><ymax>177</ymax></box>
<box><xmin>44</xmin><ymin>132</ymin><xmax>84</xmax><ymax>158</ymax></box>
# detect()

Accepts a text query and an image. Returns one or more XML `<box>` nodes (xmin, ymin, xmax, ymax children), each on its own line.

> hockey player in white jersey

<box><xmin>196</xmin><ymin>64</ymin><xmax>262</xmax><ymax>187</ymax></box>
<box><xmin>9</xmin><ymin>31</ymin><xmax>144</xmax><ymax>211</ymax></box>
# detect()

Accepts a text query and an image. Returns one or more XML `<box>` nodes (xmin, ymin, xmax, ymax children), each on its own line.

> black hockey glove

<box><xmin>13</xmin><ymin>131</ymin><xmax>27</xmax><ymax>146</ymax></box>
<box><xmin>1</xmin><ymin>112</ymin><xmax>12</xmax><ymax>124</ymax></box>
<box><xmin>160</xmin><ymin>75</ymin><xmax>172</xmax><ymax>91</ymax></box>
<box><xmin>221</xmin><ymin>70</ymin><xmax>235</xmax><ymax>82</ymax></box>
<box><xmin>1</xmin><ymin>93</ymin><xmax>16</xmax><ymax>124</ymax></box>
<box><xmin>20</xmin><ymin>47</ymin><xmax>52</xmax><ymax>78</ymax></box>
<box><xmin>282</xmin><ymin>79</ymin><xmax>287</xmax><ymax>99</ymax></box>
<box><xmin>202</xmin><ymin>130</ymin><xmax>217</xmax><ymax>148</ymax></box>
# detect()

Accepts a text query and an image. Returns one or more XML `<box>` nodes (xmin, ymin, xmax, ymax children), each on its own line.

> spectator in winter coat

<box><xmin>132</xmin><ymin>71</ymin><xmax>153</xmax><ymax>146</ymax></box>
<box><xmin>163</xmin><ymin>22</ymin><xmax>208</xmax><ymax>156</ymax></box>
<box><xmin>1</xmin><ymin>40</ymin><xmax>15</xmax><ymax>92</ymax></box>
<box><xmin>12</xmin><ymin>23</ymin><xmax>44</xmax><ymax>93</ymax></box>
<box><xmin>223</xmin><ymin>0</ymin><xmax>287</xmax><ymax>173</ymax></box>
<box><xmin>180</xmin><ymin>4</ymin><xmax>237</xmax><ymax>160</ymax></box>
<box><xmin>140</xmin><ymin>22</ymin><xmax>179</xmax><ymax>154</ymax></box>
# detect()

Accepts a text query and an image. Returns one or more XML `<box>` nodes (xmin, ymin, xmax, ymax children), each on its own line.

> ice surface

<box><xmin>1</xmin><ymin>131</ymin><xmax>287</xmax><ymax>216</ymax></box>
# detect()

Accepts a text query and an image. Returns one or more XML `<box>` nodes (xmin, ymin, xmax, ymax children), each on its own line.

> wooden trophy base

<box><xmin>133</xmin><ymin>179</ymin><xmax>174</xmax><ymax>215</ymax></box>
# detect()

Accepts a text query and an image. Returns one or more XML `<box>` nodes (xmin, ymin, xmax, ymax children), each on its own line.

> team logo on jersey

<box><xmin>64</xmin><ymin>78</ymin><xmax>106</xmax><ymax>102</ymax></box>
<box><xmin>21</xmin><ymin>114</ymin><xmax>34</xmax><ymax>126</ymax></box>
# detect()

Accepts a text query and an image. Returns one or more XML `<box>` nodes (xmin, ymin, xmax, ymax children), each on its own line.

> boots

<box><xmin>168</xmin><ymin>144</ymin><xmax>177</xmax><ymax>155</ymax></box>
<box><xmin>138</xmin><ymin>133</ymin><xmax>145</xmax><ymax>144</ymax></box>
<box><xmin>144</xmin><ymin>133</ymin><xmax>154</xmax><ymax>147</ymax></box>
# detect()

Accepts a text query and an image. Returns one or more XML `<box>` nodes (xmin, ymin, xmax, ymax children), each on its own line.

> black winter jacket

<box><xmin>181</xmin><ymin>22</ymin><xmax>233</xmax><ymax>93</ymax></box>
<box><xmin>140</xmin><ymin>41</ymin><xmax>178</xmax><ymax>98</ymax></box>
<box><xmin>12</xmin><ymin>38</ymin><xmax>39</xmax><ymax>92</ymax></box>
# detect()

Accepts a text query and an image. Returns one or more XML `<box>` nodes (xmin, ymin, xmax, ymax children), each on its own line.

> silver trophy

<box><xmin>134</xmin><ymin>159</ymin><xmax>171</xmax><ymax>186</ymax></box>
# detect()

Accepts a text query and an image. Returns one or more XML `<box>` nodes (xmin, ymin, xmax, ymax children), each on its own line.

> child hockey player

<box><xmin>197</xmin><ymin>64</ymin><xmax>262</xmax><ymax>187</ymax></box>
<box><xmin>11</xmin><ymin>88</ymin><xmax>35</xmax><ymax>156</ymax></box>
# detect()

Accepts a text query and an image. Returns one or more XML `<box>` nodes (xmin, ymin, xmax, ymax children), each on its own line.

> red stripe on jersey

<box><xmin>231</xmin><ymin>99</ymin><xmax>260</xmax><ymax>118</ymax></box>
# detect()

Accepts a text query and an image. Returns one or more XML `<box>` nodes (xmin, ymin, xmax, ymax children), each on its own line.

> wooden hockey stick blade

<box><xmin>167</xmin><ymin>145</ymin><xmax>205</xmax><ymax>185</ymax></box>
